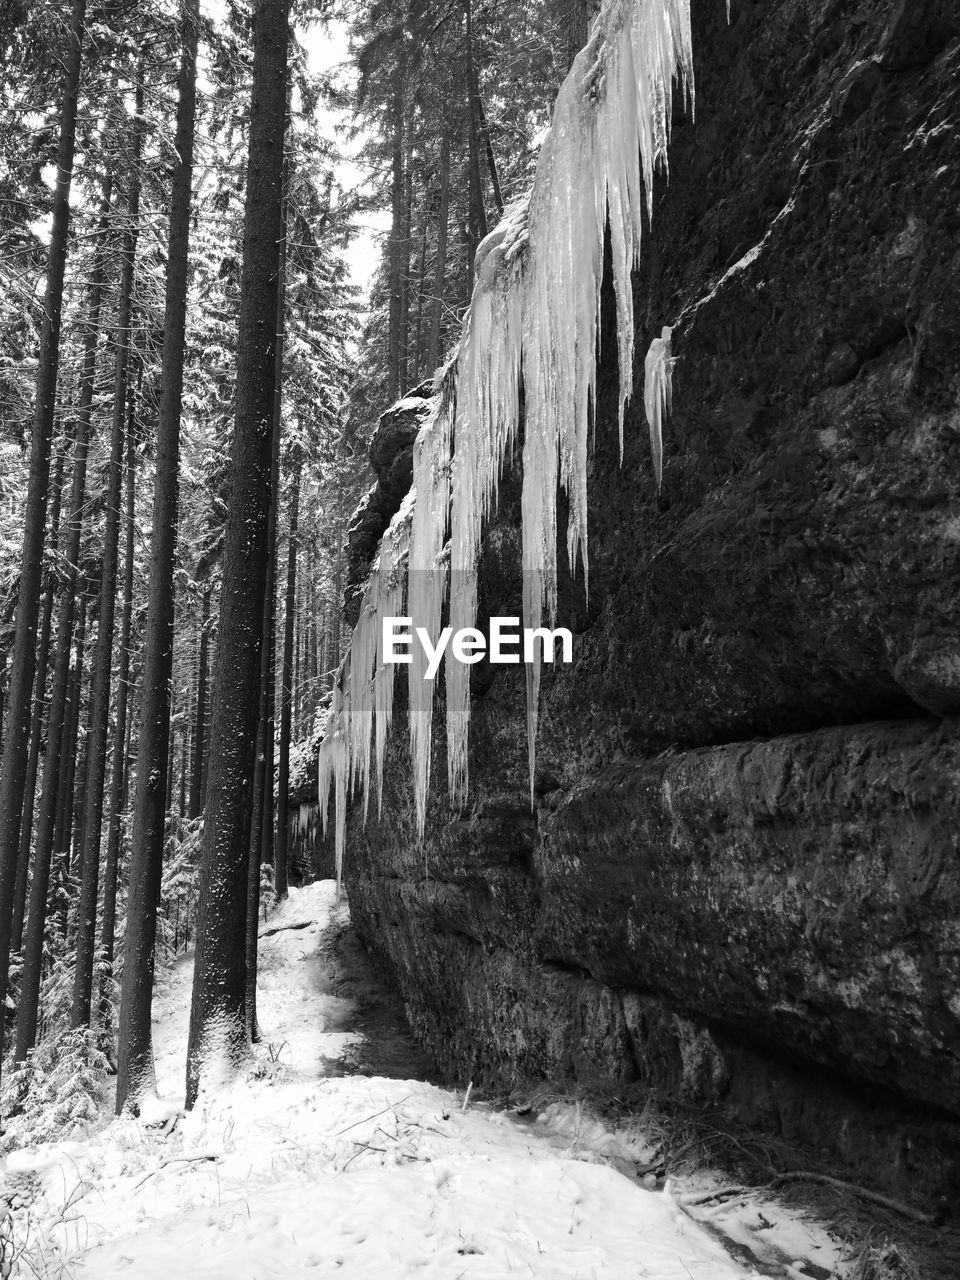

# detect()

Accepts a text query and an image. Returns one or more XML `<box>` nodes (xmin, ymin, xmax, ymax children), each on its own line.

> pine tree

<box><xmin>186</xmin><ymin>0</ymin><xmax>291</xmax><ymax>1108</ymax></box>
<box><xmin>0</xmin><ymin>0</ymin><xmax>87</xmax><ymax>1082</ymax></box>
<box><xmin>73</xmin><ymin>73</ymin><xmax>145</xmax><ymax>1029</ymax></box>
<box><xmin>116</xmin><ymin>0</ymin><xmax>200</xmax><ymax>1113</ymax></box>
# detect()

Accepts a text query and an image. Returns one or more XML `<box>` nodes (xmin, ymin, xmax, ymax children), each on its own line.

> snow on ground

<box><xmin>1</xmin><ymin>883</ymin><xmax>845</xmax><ymax>1279</ymax></box>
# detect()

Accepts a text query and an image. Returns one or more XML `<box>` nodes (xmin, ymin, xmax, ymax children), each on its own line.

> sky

<box><xmin>298</xmin><ymin>16</ymin><xmax>391</xmax><ymax>303</ymax></box>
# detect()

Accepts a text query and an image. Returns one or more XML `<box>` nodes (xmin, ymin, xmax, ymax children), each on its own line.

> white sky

<box><xmin>298</xmin><ymin>16</ymin><xmax>390</xmax><ymax>304</ymax></box>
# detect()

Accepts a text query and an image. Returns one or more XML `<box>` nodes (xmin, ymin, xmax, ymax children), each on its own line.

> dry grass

<box><xmin>847</xmin><ymin>1236</ymin><xmax>923</xmax><ymax>1280</ymax></box>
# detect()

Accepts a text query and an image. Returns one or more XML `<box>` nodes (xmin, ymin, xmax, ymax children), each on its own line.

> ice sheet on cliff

<box><xmin>319</xmin><ymin>0</ymin><xmax>694</xmax><ymax>870</ymax></box>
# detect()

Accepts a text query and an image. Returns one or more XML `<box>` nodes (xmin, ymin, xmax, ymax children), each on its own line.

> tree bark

<box><xmin>565</xmin><ymin>0</ymin><xmax>592</xmax><ymax>69</ymax></box>
<box><xmin>464</xmin><ymin>0</ymin><xmax>487</xmax><ymax>290</ymax></box>
<box><xmin>73</xmin><ymin>82</ymin><xmax>143</xmax><ymax>1028</ymax></box>
<box><xmin>117</xmin><ymin>0</ymin><xmax>199</xmax><ymax>1113</ymax></box>
<box><xmin>68</xmin><ymin>653</ymin><xmax>95</xmax><ymax>875</ymax></box>
<box><xmin>386</xmin><ymin>58</ymin><xmax>405</xmax><ymax>401</ymax></box>
<box><xmin>0</xmin><ymin>0</ymin><xmax>87</xmax><ymax>1077</ymax></box>
<box><xmin>398</xmin><ymin>115</ymin><xmax>413</xmax><ymax>393</ymax></box>
<box><xmin>99</xmin><ymin>380</ymin><xmax>138</xmax><ymax>999</ymax></box>
<box><xmin>274</xmin><ymin>464</ymin><xmax>299</xmax><ymax>900</ymax></box>
<box><xmin>186</xmin><ymin>0</ymin><xmax>289</xmax><ymax>1110</ymax></box>
<box><xmin>412</xmin><ymin>198</ymin><xmax>429</xmax><ymax>383</ymax></box>
<box><xmin>11</xmin><ymin>159</ymin><xmax>113</xmax><ymax>1053</ymax></box>
<box><xmin>16</xmin><ymin>590</ymin><xmax>87</xmax><ymax>1061</ymax></box>
<box><xmin>11</xmin><ymin>450</ymin><xmax>64</xmax><ymax>952</ymax></box>
<box><xmin>245</xmin><ymin>166</ymin><xmax>287</xmax><ymax>1042</ymax></box>
<box><xmin>476</xmin><ymin>90</ymin><xmax>503</xmax><ymax>217</ymax></box>
<box><xmin>53</xmin><ymin>598</ymin><xmax>86</xmax><ymax>871</ymax></box>
<box><xmin>306</xmin><ymin>542</ymin><xmax>317</xmax><ymax>724</ymax></box>
<box><xmin>293</xmin><ymin>574</ymin><xmax>301</xmax><ymax>737</ymax></box>
<box><xmin>427</xmin><ymin>128</ymin><xmax>451</xmax><ymax>373</ymax></box>
<box><xmin>189</xmin><ymin>586</ymin><xmax>210</xmax><ymax>819</ymax></box>
<box><xmin>318</xmin><ymin>598</ymin><xmax>328</xmax><ymax>694</ymax></box>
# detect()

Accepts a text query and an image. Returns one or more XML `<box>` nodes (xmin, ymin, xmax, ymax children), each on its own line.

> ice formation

<box><xmin>408</xmin><ymin>389</ymin><xmax>453</xmax><ymax>833</ymax></box>
<box><xmin>643</xmin><ymin>325</ymin><xmax>674</xmax><ymax>491</ymax></box>
<box><xmin>318</xmin><ymin>0</ymin><xmax>697</xmax><ymax>875</ymax></box>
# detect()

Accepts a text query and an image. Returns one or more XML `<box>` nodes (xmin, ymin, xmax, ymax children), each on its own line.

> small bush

<box><xmin>0</xmin><ymin>1028</ymin><xmax>109</xmax><ymax>1156</ymax></box>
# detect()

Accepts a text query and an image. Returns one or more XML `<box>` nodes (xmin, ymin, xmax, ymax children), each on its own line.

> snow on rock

<box><xmin>318</xmin><ymin>0</ymin><xmax>699</xmax><ymax>856</ymax></box>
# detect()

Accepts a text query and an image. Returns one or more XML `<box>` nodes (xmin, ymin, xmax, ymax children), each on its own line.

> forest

<box><xmin>1</xmin><ymin>0</ymin><xmax>958</xmax><ymax>1275</ymax></box>
<box><xmin>0</xmin><ymin>0</ymin><xmax>589</xmax><ymax>1125</ymax></box>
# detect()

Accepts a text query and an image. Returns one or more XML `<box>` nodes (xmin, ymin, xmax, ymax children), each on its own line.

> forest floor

<box><xmin>0</xmin><ymin>883</ymin><xmax>851</xmax><ymax>1278</ymax></box>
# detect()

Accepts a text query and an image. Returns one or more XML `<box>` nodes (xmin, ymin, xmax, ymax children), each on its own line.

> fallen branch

<box><xmin>768</xmin><ymin>1172</ymin><xmax>944</xmax><ymax>1227</ymax></box>
<box><xmin>258</xmin><ymin>919</ymin><xmax>313</xmax><ymax>939</ymax></box>
<box><xmin>635</xmin><ymin>1137</ymin><xmax>704</xmax><ymax>1178</ymax></box>
<box><xmin>335</xmin><ymin>1096</ymin><xmax>412</xmax><ymax>1137</ymax></box>
<box><xmin>679</xmin><ymin>1185</ymin><xmax>745</xmax><ymax>1208</ymax></box>
<box><xmin>341</xmin><ymin>1143</ymin><xmax>387</xmax><ymax>1172</ymax></box>
<box><xmin>680</xmin><ymin>1172</ymin><xmax>943</xmax><ymax>1227</ymax></box>
<box><xmin>133</xmin><ymin>1153</ymin><xmax>220</xmax><ymax>1192</ymax></box>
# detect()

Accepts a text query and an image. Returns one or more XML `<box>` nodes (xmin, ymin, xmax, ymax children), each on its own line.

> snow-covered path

<box><xmin>1</xmin><ymin>884</ymin><xmax>842</xmax><ymax>1278</ymax></box>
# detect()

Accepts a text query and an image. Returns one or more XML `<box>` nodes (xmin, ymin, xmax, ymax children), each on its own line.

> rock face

<box><xmin>344</xmin><ymin>390</ymin><xmax>433</xmax><ymax>627</ymax></box>
<box><xmin>317</xmin><ymin>0</ymin><xmax>960</xmax><ymax>1208</ymax></box>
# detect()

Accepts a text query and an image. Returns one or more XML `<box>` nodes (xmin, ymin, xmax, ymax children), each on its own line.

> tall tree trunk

<box><xmin>99</xmin><ymin>383</ymin><xmax>138</xmax><ymax>1002</ymax></box>
<box><xmin>179</xmin><ymin>702</ymin><xmax>189</xmax><ymax>817</ymax></box>
<box><xmin>0</xmin><ymin>0</ymin><xmax>87</xmax><ymax>1077</ymax></box>
<box><xmin>412</xmin><ymin>200</ymin><xmax>429</xmax><ymax>383</ymax></box>
<box><xmin>53</xmin><ymin>597</ymin><xmax>86</xmax><ymax>871</ymax></box>
<box><xmin>11</xmin><ymin>451</ymin><xmax>64</xmax><ymax>951</ymax></box>
<box><xmin>426</xmin><ymin>128</ymin><xmax>451</xmax><ymax>372</ymax></box>
<box><xmin>16</xmin><ymin>590</ymin><xmax>88</xmax><ymax>1061</ymax></box>
<box><xmin>244</xmin><ymin>146</ymin><xmax>286</xmax><ymax>1042</ymax></box>
<box><xmin>13</xmin><ymin>143</ymin><xmax>111</xmax><ymax>1044</ymax></box>
<box><xmin>165</xmin><ymin>709</ymin><xmax>176</xmax><ymax>810</ymax></box>
<box><xmin>116</xmin><ymin>0</ymin><xmax>199</xmax><ymax>1113</ymax></box>
<box><xmin>292</xmin><ymin>577</ymin><xmax>301</xmax><ymax>736</ymax></box>
<box><xmin>318</xmin><ymin>598</ymin><xmax>328</xmax><ymax>694</ymax></box>
<box><xmin>464</xmin><ymin>0</ymin><xmax>487</xmax><ymax>290</ymax></box>
<box><xmin>331</xmin><ymin>474</ymin><xmax>344</xmax><ymax>682</ymax></box>
<box><xmin>73</xmin><ymin>86</ymin><xmax>143</xmax><ymax>1028</ymax></box>
<box><xmin>476</xmin><ymin>91</ymin><xmax>503</xmax><ymax>217</ymax></box>
<box><xmin>186</xmin><ymin>0</ymin><xmax>290</xmax><ymax>1110</ymax></box>
<box><xmin>386</xmin><ymin>59</ymin><xmax>405</xmax><ymax>401</ymax></box>
<box><xmin>66</xmin><ymin>644</ymin><xmax>95</xmax><ymax>876</ymax></box>
<box><xmin>274</xmin><ymin>465</ymin><xmax>299</xmax><ymax>901</ymax></box>
<box><xmin>189</xmin><ymin>586</ymin><xmax>210</xmax><ymax>819</ymax></box>
<box><xmin>398</xmin><ymin>117</ymin><xmax>413</xmax><ymax>393</ymax></box>
<box><xmin>306</xmin><ymin>543</ymin><xmax>317</xmax><ymax>723</ymax></box>
<box><xmin>565</xmin><ymin>0</ymin><xmax>592</xmax><ymax>69</ymax></box>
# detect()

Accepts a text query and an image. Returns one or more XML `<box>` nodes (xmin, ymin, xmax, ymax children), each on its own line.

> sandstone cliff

<box><xmin>302</xmin><ymin>0</ymin><xmax>960</xmax><ymax>1218</ymax></box>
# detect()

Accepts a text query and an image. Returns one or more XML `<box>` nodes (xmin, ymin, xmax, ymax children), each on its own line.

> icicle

<box><xmin>347</xmin><ymin>564</ymin><xmax>379</xmax><ymax>818</ymax></box>
<box><xmin>643</xmin><ymin>325</ymin><xmax>674</xmax><ymax>490</ymax></box>
<box><xmin>373</xmin><ymin>492</ymin><xmax>414</xmax><ymax>815</ymax></box>
<box><xmin>316</xmin><ymin>0</ymin><xmax>699</xmax><ymax>868</ymax></box>
<box><xmin>517</xmin><ymin>0</ymin><xmax>693</xmax><ymax>798</ymax></box>
<box><xmin>446</xmin><ymin>214</ymin><xmax>524</xmax><ymax>807</ymax></box>
<box><xmin>316</xmin><ymin>676</ymin><xmax>350</xmax><ymax>894</ymax></box>
<box><xmin>407</xmin><ymin>386</ymin><xmax>453</xmax><ymax>837</ymax></box>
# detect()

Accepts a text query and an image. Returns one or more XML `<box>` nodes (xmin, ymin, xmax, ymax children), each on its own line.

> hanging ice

<box><xmin>446</xmin><ymin>213</ymin><xmax>525</xmax><ymax>808</ymax></box>
<box><xmin>407</xmin><ymin>386</ymin><xmax>453</xmax><ymax>834</ymax></box>
<box><xmin>319</xmin><ymin>0</ymin><xmax>699</xmax><ymax>862</ymax></box>
<box><xmin>643</xmin><ymin>325</ymin><xmax>674</xmax><ymax>490</ymax></box>
<box><xmin>318</xmin><ymin>496</ymin><xmax>413</xmax><ymax>890</ymax></box>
